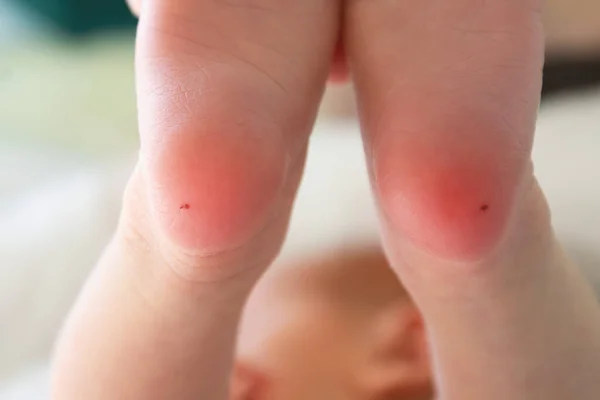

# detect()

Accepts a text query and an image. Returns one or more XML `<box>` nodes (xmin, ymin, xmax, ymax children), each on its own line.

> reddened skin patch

<box><xmin>144</xmin><ymin>130</ymin><xmax>287</xmax><ymax>253</ymax></box>
<box><xmin>374</xmin><ymin>138</ymin><xmax>524</xmax><ymax>261</ymax></box>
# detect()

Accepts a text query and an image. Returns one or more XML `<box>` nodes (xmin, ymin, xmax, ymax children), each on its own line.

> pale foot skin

<box><xmin>51</xmin><ymin>0</ymin><xmax>600</xmax><ymax>399</ymax></box>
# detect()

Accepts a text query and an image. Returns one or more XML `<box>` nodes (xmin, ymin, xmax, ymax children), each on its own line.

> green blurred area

<box><xmin>0</xmin><ymin>0</ymin><xmax>139</xmax><ymax>157</ymax></box>
<box><xmin>0</xmin><ymin>34</ymin><xmax>139</xmax><ymax>157</ymax></box>
<box><xmin>14</xmin><ymin>0</ymin><xmax>136</xmax><ymax>35</ymax></box>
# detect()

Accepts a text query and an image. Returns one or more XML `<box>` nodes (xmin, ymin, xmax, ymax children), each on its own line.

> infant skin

<box><xmin>232</xmin><ymin>247</ymin><xmax>434</xmax><ymax>400</ymax></box>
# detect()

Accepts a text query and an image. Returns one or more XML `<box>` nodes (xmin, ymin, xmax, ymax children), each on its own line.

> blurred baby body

<box><xmin>233</xmin><ymin>247</ymin><xmax>435</xmax><ymax>400</ymax></box>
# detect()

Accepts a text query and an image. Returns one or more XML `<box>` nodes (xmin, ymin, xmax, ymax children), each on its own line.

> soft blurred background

<box><xmin>1</xmin><ymin>0</ymin><xmax>600</xmax><ymax>398</ymax></box>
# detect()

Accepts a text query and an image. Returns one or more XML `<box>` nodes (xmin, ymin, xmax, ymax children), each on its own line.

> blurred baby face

<box><xmin>233</xmin><ymin>248</ymin><xmax>434</xmax><ymax>400</ymax></box>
